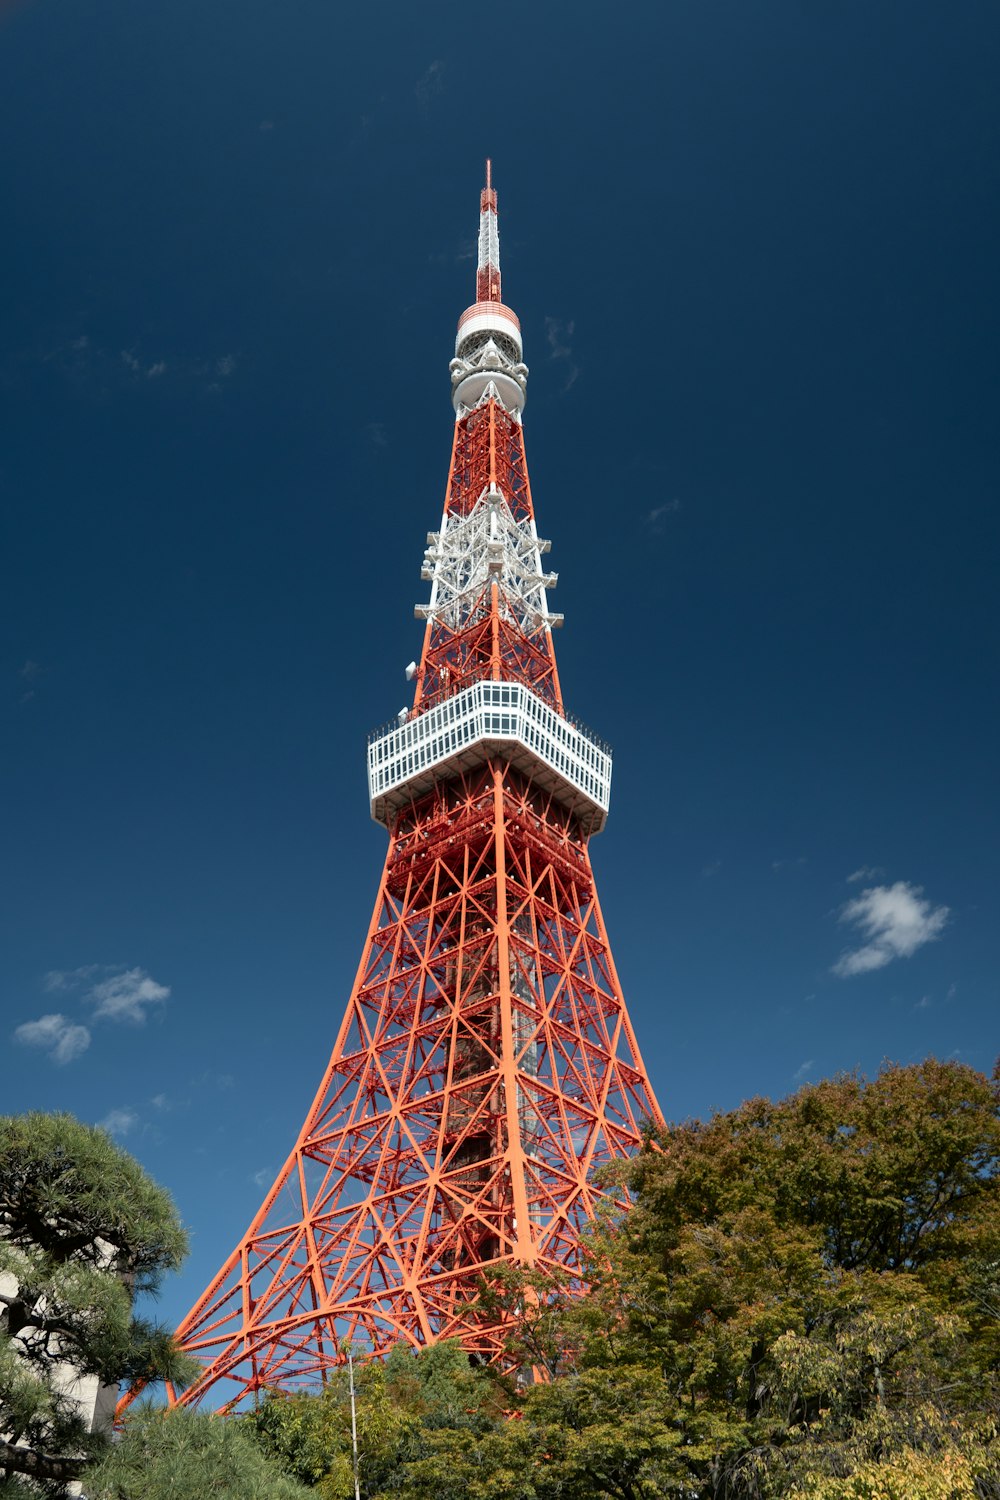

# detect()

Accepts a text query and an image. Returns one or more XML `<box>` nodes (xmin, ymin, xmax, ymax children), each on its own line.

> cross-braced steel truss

<box><xmin>154</xmin><ymin>764</ymin><xmax>660</xmax><ymax>1411</ymax></box>
<box><xmin>119</xmin><ymin>167</ymin><xmax>665</xmax><ymax>1416</ymax></box>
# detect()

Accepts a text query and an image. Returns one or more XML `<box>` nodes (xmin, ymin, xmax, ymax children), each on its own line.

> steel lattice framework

<box><xmin>130</xmin><ymin>163</ymin><xmax>663</xmax><ymax>1414</ymax></box>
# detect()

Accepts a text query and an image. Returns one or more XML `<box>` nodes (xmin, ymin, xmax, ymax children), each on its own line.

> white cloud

<box><xmin>544</xmin><ymin>316</ymin><xmax>579</xmax><ymax>392</ymax></box>
<box><xmin>87</xmin><ymin>967</ymin><xmax>170</xmax><ymax>1024</ymax></box>
<box><xmin>833</xmin><ymin>881</ymin><xmax>949</xmax><ymax>977</ymax></box>
<box><xmin>645</xmin><ymin>500</ymin><xmax>681</xmax><ymax>532</ymax></box>
<box><xmin>43</xmin><ymin>965</ymin><xmax>100</xmax><ymax>993</ymax></box>
<box><xmin>46</xmin><ymin>963</ymin><xmax>170</xmax><ymax>1022</ymax></box>
<box><xmin>122</xmin><ymin>349</ymin><xmax>167</xmax><ymax>379</ymax></box>
<box><xmin>100</xmin><ymin>1108</ymin><xmax>138</xmax><ymax>1139</ymax></box>
<box><xmin>846</xmin><ymin>865</ymin><xmax>884</xmax><ymax>884</ymax></box>
<box><xmin>793</xmin><ymin>1059</ymin><xmax>814</xmax><ymax>1082</ymax></box>
<box><xmin>14</xmin><ymin>1013</ymin><xmax>91</xmax><ymax>1065</ymax></box>
<box><xmin>414</xmin><ymin>59</ymin><xmax>445</xmax><ymax>108</ymax></box>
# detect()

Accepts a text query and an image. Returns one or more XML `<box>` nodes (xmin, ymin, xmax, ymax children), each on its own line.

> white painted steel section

<box><xmin>455</xmin><ymin>308</ymin><xmax>522</xmax><ymax>355</ymax></box>
<box><xmin>478</xmin><ymin>207</ymin><xmax>500</xmax><ymax>278</ymax></box>
<box><xmin>367</xmin><ymin>680</ymin><xmax>611</xmax><ymax>834</ymax></box>
<box><xmin>416</xmin><ymin>484</ymin><xmax>560</xmax><ymax>635</ymax></box>
<box><xmin>451</xmin><ymin>336</ymin><xmax>528</xmax><ymax>418</ymax></box>
<box><xmin>452</xmin><ymin>367</ymin><xmax>525</xmax><ymax>417</ymax></box>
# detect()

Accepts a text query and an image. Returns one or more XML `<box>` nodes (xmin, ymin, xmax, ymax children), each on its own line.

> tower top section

<box><xmin>477</xmin><ymin>157</ymin><xmax>501</xmax><ymax>303</ymax></box>
<box><xmin>452</xmin><ymin>161</ymin><xmax>528</xmax><ymax>417</ymax></box>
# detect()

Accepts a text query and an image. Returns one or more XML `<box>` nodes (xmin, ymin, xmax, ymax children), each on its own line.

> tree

<box><xmin>156</xmin><ymin>1060</ymin><xmax>1000</xmax><ymax>1500</ymax></box>
<box><xmin>0</xmin><ymin>1113</ymin><xmax>192</xmax><ymax>1497</ymax></box>
<box><xmin>84</xmin><ymin>1406</ymin><xmax>312</xmax><ymax>1500</ymax></box>
<box><xmin>248</xmin><ymin>1358</ymin><xmax>415</xmax><ymax>1497</ymax></box>
<box><xmin>500</xmin><ymin>1058</ymin><xmax>1000</xmax><ymax>1499</ymax></box>
<box><xmin>247</xmin><ymin>1340</ymin><xmax>511</xmax><ymax>1498</ymax></box>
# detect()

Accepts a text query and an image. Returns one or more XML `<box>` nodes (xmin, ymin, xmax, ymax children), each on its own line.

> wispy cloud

<box><xmin>191</xmin><ymin>1070</ymin><xmax>235</xmax><ymax>1092</ymax></box>
<box><xmin>427</xmin><ymin>239</ymin><xmax>477</xmax><ymax>268</ymax></box>
<box><xmin>25</xmin><ymin>332</ymin><xmax>236</xmax><ymax>396</ymax></box>
<box><xmin>793</xmin><ymin>1059</ymin><xmax>814</xmax><ymax>1082</ymax></box>
<box><xmin>645</xmin><ymin>500</ymin><xmax>681</xmax><ymax>533</ymax></box>
<box><xmin>832</xmin><ymin>881</ymin><xmax>949</xmax><ymax>977</ymax></box>
<box><xmin>544</xmin><ymin>316</ymin><xmax>579</xmax><ymax>392</ymax></box>
<box><xmin>99</xmin><ymin>1107</ymin><xmax>138</xmax><ymax>1139</ymax></box>
<box><xmin>16</xmin><ymin>658</ymin><xmax>44</xmax><ymax>704</ymax></box>
<box><xmin>414</xmin><ymin>59</ymin><xmax>445</xmax><ymax>109</ymax></box>
<box><xmin>87</xmin><ymin>967</ymin><xmax>170</xmax><ymax>1024</ymax></box>
<box><xmin>846</xmin><ymin>865</ymin><xmax>884</xmax><ymax>884</ymax></box>
<box><xmin>44</xmin><ymin>963</ymin><xmax>170</xmax><ymax>1023</ymax></box>
<box><xmin>14</xmin><ymin>1014</ymin><xmax>91</xmax><ymax>1065</ymax></box>
<box><xmin>43</xmin><ymin>965</ymin><xmax>101</xmax><ymax>993</ymax></box>
<box><xmin>122</xmin><ymin>348</ymin><xmax>167</xmax><ymax>379</ymax></box>
<box><xmin>701</xmin><ymin>859</ymin><xmax>722</xmax><ymax>880</ymax></box>
<box><xmin>914</xmin><ymin>982</ymin><xmax>957</xmax><ymax>1013</ymax></box>
<box><xmin>772</xmin><ymin>856</ymin><xmax>807</xmax><ymax>873</ymax></box>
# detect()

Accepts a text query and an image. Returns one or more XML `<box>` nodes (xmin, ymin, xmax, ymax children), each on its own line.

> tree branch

<box><xmin>0</xmin><ymin>1436</ymin><xmax>87</xmax><ymax>1485</ymax></box>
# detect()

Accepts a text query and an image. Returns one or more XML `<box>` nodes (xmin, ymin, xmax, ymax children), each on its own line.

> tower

<box><xmin>152</xmin><ymin>165</ymin><xmax>663</xmax><ymax>1412</ymax></box>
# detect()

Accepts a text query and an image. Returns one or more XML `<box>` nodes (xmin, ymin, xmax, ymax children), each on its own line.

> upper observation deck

<box><xmin>367</xmin><ymin>680</ymin><xmax>611</xmax><ymax>836</ymax></box>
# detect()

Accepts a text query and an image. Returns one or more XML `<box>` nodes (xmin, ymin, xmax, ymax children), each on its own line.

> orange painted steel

<box><xmin>414</xmin><ymin>400</ymin><xmax>561</xmax><ymax>718</ymax></box>
<box><xmin>146</xmin><ymin>755</ymin><xmax>661</xmax><ymax>1410</ymax></box>
<box><xmin>118</xmin><ymin>227</ymin><xmax>663</xmax><ymax>1412</ymax></box>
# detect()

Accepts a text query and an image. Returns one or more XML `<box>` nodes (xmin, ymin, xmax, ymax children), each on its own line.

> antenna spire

<box><xmin>477</xmin><ymin>158</ymin><xmax>501</xmax><ymax>303</ymax></box>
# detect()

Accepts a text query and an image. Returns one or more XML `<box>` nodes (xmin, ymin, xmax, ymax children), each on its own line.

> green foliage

<box><xmin>0</xmin><ymin>1113</ymin><xmax>193</xmax><ymax>1496</ymax></box>
<box><xmin>10</xmin><ymin>1063</ymin><xmax>995</xmax><ymax>1500</ymax></box>
<box><xmin>85</xmin><ymin>1406</ymin><xmax>312</xmax><ymax>1499</ymax></box>
<box><xmin>242</xmin><ymin>1062</ymin><xmax>1000</xmax><ymax>1499</ymax></box>
<box><xmin>627</xmin><ymin>1057</ymin><xmax>1000</xmax><ymax>1278</ymax></box>
<box><xmin>249</xmin><ymin>1359</ymin><xmax>414</xmax><ymax>1497</ymax></box>
<box><xmin>0</xmin><ymin>1113</ymin><xmax>188</xmax><ymax>1293</ymax></box>
<box><xmin>516</xmin><ymin>1058</ymin><xmax>1000</xmax><ymax>1499</ymax></box>
<box><xmin>248</xmin><ymin>1340</ymin><xmax>509</xmax><ymax>1498</ymax></box>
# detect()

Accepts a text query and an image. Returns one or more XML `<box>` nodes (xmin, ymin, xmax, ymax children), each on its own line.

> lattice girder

<box><xmin>150</xmin><ymin>759</ymin><xmax>660</xmax><ymax>1412</ymax></box>
<box><xmin>117</xmin><ymin>168</ymin><xmax>666</xmax><ymax>1422</ymax></box>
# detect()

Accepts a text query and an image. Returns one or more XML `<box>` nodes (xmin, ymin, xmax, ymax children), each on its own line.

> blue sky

<box><xmin>2</xmin><ymin>0</ymin><xmax>998</xmax><ymax>1332</ymax></box>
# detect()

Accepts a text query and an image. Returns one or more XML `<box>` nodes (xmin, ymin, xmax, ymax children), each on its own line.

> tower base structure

<box><xmin>169</xmin><ymin>758</ymin><xmax>659</xmax><ymax>1409</ymax></box>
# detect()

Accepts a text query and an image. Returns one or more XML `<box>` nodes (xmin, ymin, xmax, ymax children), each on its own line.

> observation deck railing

<box><xmin>367</xmin><ymin>680</ymin><xmax>611</xmax><ymax>835</ymax></box>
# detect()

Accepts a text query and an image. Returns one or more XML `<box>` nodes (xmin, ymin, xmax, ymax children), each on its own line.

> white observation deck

<box><xmin>368</xmin><ymin>680</ymin><xmax>611</xmax><ymax>836</ymax></box>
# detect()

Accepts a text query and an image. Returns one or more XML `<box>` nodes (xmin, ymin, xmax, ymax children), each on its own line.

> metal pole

<box><xmin>347</xmin><ymin>1344</ymin><xmax>361</xmax><ymax>1500</ymax></box>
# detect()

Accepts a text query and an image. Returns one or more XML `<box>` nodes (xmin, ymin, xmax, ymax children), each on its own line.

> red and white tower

<box><xmin>145</xmin><ymin>165</ymin><xmax>664</xmax><ymax>1411</ymax></box>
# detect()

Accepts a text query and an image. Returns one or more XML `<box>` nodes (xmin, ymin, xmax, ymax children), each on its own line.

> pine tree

<box><xmin>0</xmin><ymin>1113</ymin><xmax>191</xmax><ymax>1497</ymax></box>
